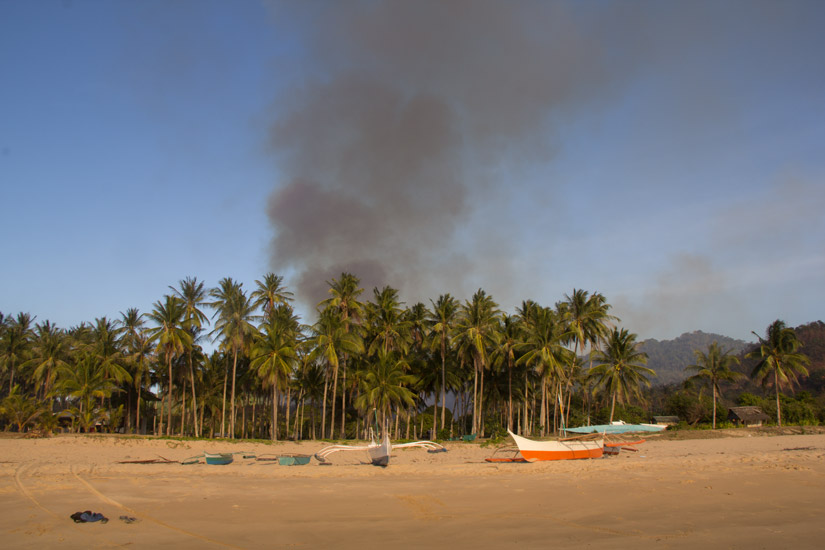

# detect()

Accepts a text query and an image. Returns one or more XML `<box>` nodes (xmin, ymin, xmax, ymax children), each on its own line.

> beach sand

<box><xmin>2</xmin><ymin>430</ymin><xmax>824</xmax><ymax>549</ymax></box>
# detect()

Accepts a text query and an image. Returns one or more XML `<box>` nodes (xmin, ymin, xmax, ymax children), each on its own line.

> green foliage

<box><xmin>664</xmin><ymin>389</ymin><xmax>711</xmax><ymax>425</ymax></box>
<box><xmin>483</xmin><ymin>417</ymin><xmax>508</xmax><ymax>441</ymax></box>
<box><xmin>436</xmin><ymin>428</ymin><xmax>451</xmax><ymax>440</ymax></box>
<box><xmin>737</xmin><ymin>392</ymin><xmax>765</xmax><ymax>407</ymax></box>
<box><xmin>592</xmin><ymin>403</ymin><xmax>648</xmax><ymax>424</ymax></box>
<box><xmin>778</xmin><ymin>393</ymin><xmax>819</xmax><ymax>425</ymax></box>
<box><xmin>1</xmin><ymin>386</ymin><xmax>45</xmax><ymax>432</ymax></box>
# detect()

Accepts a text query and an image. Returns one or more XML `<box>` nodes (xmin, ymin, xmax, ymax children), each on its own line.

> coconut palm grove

<box><xmin>1</xmin><ymin>273</ymin><xmax>821</xmax><ymax>439</ymax></box>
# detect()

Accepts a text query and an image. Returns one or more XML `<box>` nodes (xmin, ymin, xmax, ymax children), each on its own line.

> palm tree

<box><xmin>56</xmin><ymin>351</ymin><xmax>119</xmax><ymax>430</ymax></box>
<box><xmin>251</xmin><ymin>273</ymin><xmax>294</xmax><ymax>321</ymax></box>
<box><xmin>25</xmin><ymin>321</ymin><xmax>70</xmax><ymax>399</ymax></box>
<box><xmin>147</xmin><ymin>295</ymin><xmax>191</xmax><ymax>436</ymax></box>
<box><xmin>294</xmin><ymin>355</ymin><xmax>326</xmax><ymax>439</ymax></box>
<box><xmin>1</xmin><ymin>312</ymin><xmax>35</xmax><ymax>393</ymax></box>
<box><xmin>455</xmin><ymin>289</ymin><xmax>501</xmax><ymax>435</ymax></box>
<box><xmin>516</xmin><ymin>306</ymin><xmax>573</xmax><ymax>435</ymax></box>
<box><xmin>590</xmin><ymin>327</ymin><xmax>654</xmax><ymax>423</ymax></box>
<box><xmin>171</xmin><ymin>276</ymin><xmax>209</xmax><ymax>437</ymax></box>
<box><xmin>92</xmin><ymin>317</ymin><xmax>131</xmax><ymax>386</ymax></box>
<box><xmin>320</xmin><ymin>273</ymin><xmax>365</xmax><ymax>438</ymax></box>
<box><xmin>209</xmin><ymin>278</ymin><xmax>257</xmax><ymax>438</ymax></box>
<box><xmin>1</xmin><ymin>385</ymin><xmax>45</xmax><ymax>432</ymax></box>
<box><xmin>354</xmin><ymin>352</ymin><xmax>416</xmax><ymax>431</ymax></box>
<box><xmin>309</xmin><ymin>306</ymin><xmax>364</xmax><ymax>438</ymax></box>
<box><xmin>686</xmin><ymin>342</ymin><xmax>743</xmax><ymax>428</ymax></box>
<box><xmin>428</xmin><ymin>294</ymin><xmax>458</xmax><ymax>432</ymax></box>
<box><xmin>562</xmin><ymin>289</ymin><xmax>615</xmax><ymax>364</ymax></box>
<box><xmin>747</xmin><ymin>320</ymin><xmax>810</xmax><ymax>427</ymax></box>
<box><xmin>366</xmin><ymin>286</ymin><xmax>411</xmax><ymax>357</ymax></box>
<box><xmin>250</xmin><ymin>305</ymin><xmax>299</xmax><ymax>440</ymax></box>
<box><xmin>492</xmin><ymin>314</ymin><xmax>521</xmax><ymax>431</ymax></box>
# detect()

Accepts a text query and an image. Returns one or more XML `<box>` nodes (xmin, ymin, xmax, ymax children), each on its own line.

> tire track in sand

<box><xmin>70</xmin><ymin>466</ymin><xmax>244</xmax><ymax>549</ymax></box>
<box><xmin>14</xmin><ymin>461</ymin><xmax>130</xmax><ymax>548</ymax></box>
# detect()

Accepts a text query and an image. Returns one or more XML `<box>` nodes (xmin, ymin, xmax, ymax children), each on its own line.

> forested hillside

<box><xmin>641</xmin><ymin>331</ymin><xmax>750</xmax><ymax>386</ymax></box>
<box><xmin>792</xmin><ymin>321</ymin><xmax>825</xmax><ymax>392</ymax></box>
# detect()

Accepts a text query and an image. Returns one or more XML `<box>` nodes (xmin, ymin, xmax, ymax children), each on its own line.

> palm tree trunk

<box><xmin>189</xmin><ymin>352</ymin><xmax>199</xmax><ymax>438</ymax></box>
<box><xmin>321</xmin><ymin>371</ymin><xmax>329</xmax><ymax>438</ymax></box>
<box><xmin>440</xmin><ymin>338</ymin><xmax>447</xmax><ymax>430</ymax></box>
<box><xmin>166</xmin><ymin>352</ymin><xmax>173</xmax><ymax>436</ymax></box>
<box><xmin>507</xmin><ymin>355</ymin><xmax>513</xmax><ymax>431</ymax></box>
<box><xmin>180</xmin><ymin>376</ymin><xmax>186</xmax><ymax>436</ymax></box>
<box><xmin>775</xmin><ymin>369</ymin><xmax>782</xmax><ymax>427</ymax></box>
<box><xmin>523</xmin><ymin>373</ymin><xmax>530</xmax><ymax>435</ymax></box>
<box><xmin>340</xmin><ymin>359</ymin><xmax>347</xmax><ymax>439</ymax></box>
<box><xmin>272</xmin><ymin>384</ymin><xmax>278</xmax><ymax>441</ymax></box>
<box><xmin>285</xmin><ymin>384</ymin><xmax>291</xmax><ymax>440</ymax></box>
<box><xmin>472</xmin><ymin>359</ymin><xmax>479</xmax><ymax>434</ymax></box>
<box><xmin>252</xmin><ymin>397</ymin><xmax>257</xmax><ymax>439</ymax></box>
<box><xmin>479</xmin><ymin>362</ymin><xmax>485</xmax><ymax>436</ymax></box>
<box><xmin>329</xmin><ymin>363</ymin><xmax>339</xmax><ymax>439</ymax></box>
<box><xmin>609</xmin><ymin>391</ymin><xmax>617</xmax><ymax>423</ymax></box>
<box><xmin>712</xmin><ymin>384</ymin><xmax>718</xmax><ymax>429</ymax></box>
<box><xmin>158</xmin><ymin>390</ymin><xmax>164</xmax><ymax>436</ymax></box>
<box><xmin>221</xmin><ymin>358</ymin><xmax>228</xmax><ymax>436</ymax></box>
<box><xmin>539</xmin><ymin>376</ymin><xmax>546</xmax><ymax>436</ymax></box>
<box><xmin>230</xmin><ymin>347</ymin><xmax>238</xmax><ymax>438</ymax></box>
<box><xmin>241</xmin><ymin>396</ymin><xmax>247</xmax><ymax>439</ymax></box>
<box><xmin>136</xmin><ymin>372</ymin><xmax>142</xmax><ymax>435</ymax></box>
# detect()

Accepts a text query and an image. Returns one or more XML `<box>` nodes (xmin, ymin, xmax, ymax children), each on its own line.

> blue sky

<box><xmin>1</xmin><ymin>0</ymin><xmax>823</xmax><ymax>343</ymax></box>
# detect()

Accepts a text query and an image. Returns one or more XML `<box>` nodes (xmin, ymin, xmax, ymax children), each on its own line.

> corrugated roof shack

<box><xmin>728</xmin><ymin>406</ymin><xmax>770</xmax><ymax>427</ymax></box>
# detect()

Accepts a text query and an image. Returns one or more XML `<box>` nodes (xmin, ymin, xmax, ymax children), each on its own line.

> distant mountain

<box><xmin>639</xmin><ymin>331</ymin><xmax>750</xmax><ymax>386</ymax></box>
<box><xmin>794</xmin><ymin>321</ymin><xmax>825</xmax><ymax>393</ymax></box>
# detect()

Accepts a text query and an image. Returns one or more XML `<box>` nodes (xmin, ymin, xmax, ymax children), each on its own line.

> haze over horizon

<box><xmin>2</xmin><ymin>1</ymin><xmax>824</xmax><ymax>343</ymax></box>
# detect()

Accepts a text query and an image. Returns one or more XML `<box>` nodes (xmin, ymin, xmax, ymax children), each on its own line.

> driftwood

<box><xmin>117</xmin><ymin>455</ymin><xmax>178</xmax><ymax>464</ymax></box>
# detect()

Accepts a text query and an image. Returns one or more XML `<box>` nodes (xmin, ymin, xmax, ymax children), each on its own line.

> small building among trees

<box><xmin>727</xmin><ymin>406</ymin><xmax>770</xmax><ymax>427</ymax></box>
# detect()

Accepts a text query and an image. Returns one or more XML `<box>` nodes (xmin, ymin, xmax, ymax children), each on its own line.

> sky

<box><xmin>1</xmin><ymin>0</ymin><xmax>824</xmax><ymax>343</ymax></box>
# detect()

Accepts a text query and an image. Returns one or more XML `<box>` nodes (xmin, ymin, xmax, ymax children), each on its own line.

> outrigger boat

<box><xmin>314</xmin><ymin>430</ymin><xmax>446</xmax><ymax>466</ymax></box>
<box><xmin>565</xmin><ymin>420</ymin><xmax>666</xmax><ymax>434</ymax></box>
<box><xmin>506</xmin><ymin>430</ymin><xmax>604</xmax><ymax>461</ymax></box>
<box><xmin>315</xmin><ymin>411</ymin><xmax>446</xmax><ymax>466</ymax></box>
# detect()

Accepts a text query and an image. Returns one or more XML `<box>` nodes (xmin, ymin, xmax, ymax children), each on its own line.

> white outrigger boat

<box><xmin>507</xmin><ymin>430</ymin><xmax>604</xmax><ymax>461</ymax></box>
<box><xmin>315</xmin><ymin>429</ymin><xmax>446</xmax><ymax>467</ymax></box>
<box><xmin>315</xmin><ymin>433</ymin><xmax>447</xmax><ymax>466</ymax></box>
<box><xmin>315</xmin><ymin>411</ymin><xmax>447</xmax><ymax>466</ymax></box>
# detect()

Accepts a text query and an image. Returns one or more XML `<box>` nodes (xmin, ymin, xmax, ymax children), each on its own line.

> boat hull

<box><xmin>566</xmin><ymin>422</ymin><xmax>666</xmax><ymax>434</ymax></box>
<box><xmin>278</xmin><ymin>455</ymin><xmax>311</xmax><ymax>466</ymax></box>
<box><xmin>204</xmin><ymin>452</ymin><xmax>233</xmax><ymax>465</ymax></box>
<box><xmin>507</xmin><ymin>430</ymin><xmax>603</xmax><ymax>461</ymax></box>
<box><xmin>368</xmin><ymin>434</ymin><xmax>391</xmax><ymax>466</ymax></box>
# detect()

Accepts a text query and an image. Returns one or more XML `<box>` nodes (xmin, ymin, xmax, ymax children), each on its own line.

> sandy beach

<box><xmin>2</xmin><ymin>430</ymin><xmax>824</xmax><ymax>549</ymax></box>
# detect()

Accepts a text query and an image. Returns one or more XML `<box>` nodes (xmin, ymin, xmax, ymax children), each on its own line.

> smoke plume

<box><xmin>265</xmin><ymin>1</ymin><xmax>618</xmax><ymax>305</ymax></box>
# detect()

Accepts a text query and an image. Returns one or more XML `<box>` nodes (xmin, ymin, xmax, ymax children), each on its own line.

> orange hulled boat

<box><xmin>507</xmin><ymin>430</ymin><xmax>604</xmax><ymax>462</ymax></box>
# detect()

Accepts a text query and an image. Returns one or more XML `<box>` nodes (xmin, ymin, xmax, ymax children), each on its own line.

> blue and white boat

<box><xmin>565</xmin><ymin>420</ymin><xmax>666</xmax><ymax>434</ymax></box>
<box><xmin>204</xmin><ymin>452</ymin><xmax>234</xmax><ymax>465</ymax></box>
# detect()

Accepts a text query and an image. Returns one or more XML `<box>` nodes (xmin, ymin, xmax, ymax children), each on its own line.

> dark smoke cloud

<box><xmin>263</xmin><ymin>0</ymin><xmax>824</xmax><ymax>315</ymax></box>
<box><xmin>265</xmin><ymin>1</ymin><xmax>619</xmax><ymax>305</ymax></box>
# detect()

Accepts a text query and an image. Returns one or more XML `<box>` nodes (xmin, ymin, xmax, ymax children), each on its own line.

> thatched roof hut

<box><xmin>728</xmin><ymin>406</ymin><xmax>770</xmax><ymax>427</ymax></box>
